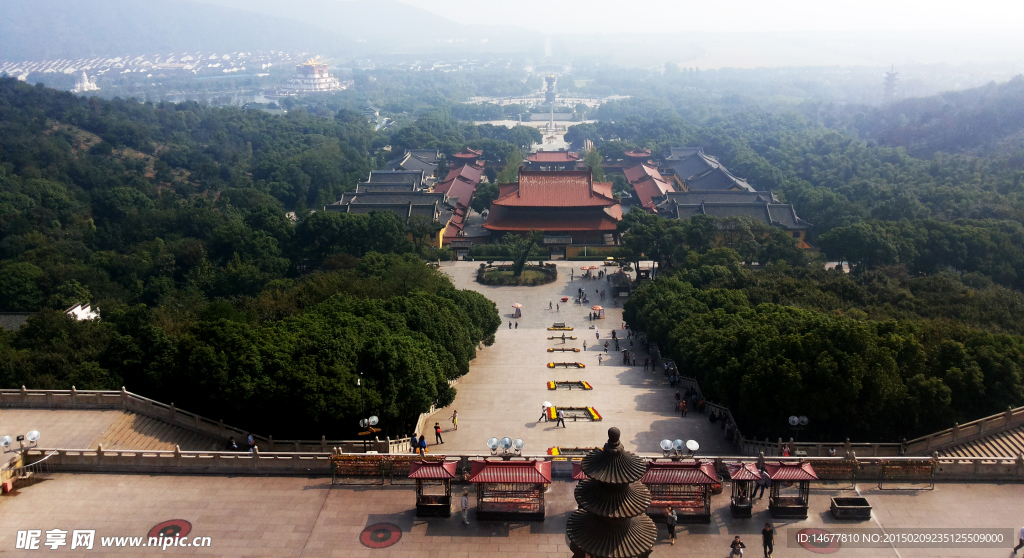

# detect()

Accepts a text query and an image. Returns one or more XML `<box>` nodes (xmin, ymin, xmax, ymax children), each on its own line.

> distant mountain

<box><xmin>196</xmin><ymin>0</ymin><xmax>539</xmax><ymax>54</ymax></box>
<box><xmin>0</xmin><ymin>0</ymin><xmax>535</xmax><ymax>63</ymax></box>
<box><xmin>1</xmin><ymin>0</ymin><xmax>352</xmax><ymax>61</ymax></box>
<box><xmin>830</xmin><ymin>76</ymin><xmax>1024</xmax><ymax>158</ymax></box>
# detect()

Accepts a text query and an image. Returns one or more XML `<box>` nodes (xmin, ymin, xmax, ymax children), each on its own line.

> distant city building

<box><xmin>72</xmin><ymin>71</ymin><xmax>99</xmax><ymax>93</ymax></box>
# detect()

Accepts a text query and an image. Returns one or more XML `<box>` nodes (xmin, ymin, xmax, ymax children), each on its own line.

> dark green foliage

<box><xmin>625</xmin><ymin>267</ymin><xmax>1024</xmax><ymax>442</ymax></box>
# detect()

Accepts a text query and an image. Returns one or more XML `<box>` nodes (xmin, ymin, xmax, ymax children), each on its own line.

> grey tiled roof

<box><xmin>0</xmin><ymin>313</ymin><xmax>34</xmax><ymax>331</ymax></box>
<box><xmin>662</xmin><ymin>191</ymin><xmax>776</xmax><ymax>205</ymax></box>
<box><xmin>685</xmin><ymin>167</ymin><xmax>757</xmax><ymax>192</ymax></box>
<box><xmin>407</xmin><ymin>149</ymin><xmax>441</xmax><ymax>164</ymax></box>
<box><xmin>670</xmin><ymin>202</ymin><xmax>809</xmax><ymax>230</ymax></box>
<box><xmin>386</xmin><ymin>152</ymin><xmax>438</xmax><ymax>175</ymax></box>
<box><xmin>668</xmin><ymin>152</ymin><xmax>718</xmax><ymax>180</ymax></box>
<box><xmin>664</xmin><ymin>146</ymin><xmax>703</xmax><ymax>161</ymax></box>
<box><xmin>367</xmin><ymin>170</ymin><xmax>425</xmax><ymax>187</ymax></box>
<box><xmin>355</xmin><ymin>182</ymin><xmax>419</xmax><ymax>193</ymax></box>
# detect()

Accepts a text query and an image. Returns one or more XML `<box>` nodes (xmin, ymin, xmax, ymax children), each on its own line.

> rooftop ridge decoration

<box><xmin>568</xmin><ymin>427</ymin><xmax>657</xmax><ymax>558</ymax></box>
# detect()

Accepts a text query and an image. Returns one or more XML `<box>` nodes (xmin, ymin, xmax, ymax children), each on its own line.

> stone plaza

<box><xmin>2</xmin><ymin>261</ymin><xmax>1023</xmax><ymax>557</ymax></box>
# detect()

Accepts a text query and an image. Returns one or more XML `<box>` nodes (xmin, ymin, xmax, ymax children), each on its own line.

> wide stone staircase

<box><xmin>92</xmin><ymin>411</ymin><xmax>222</xmax><ymax>451</ymax></box>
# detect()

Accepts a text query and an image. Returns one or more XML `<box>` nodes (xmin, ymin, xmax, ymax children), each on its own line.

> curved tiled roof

<box><xmin>492</xmin><ymin>170</ymin><xmax>616</xmax><ymax>208</ymax></box>
<box><xmin>726</xmin><ymin>462</ymin><xmax>761</xmax><ymax>481</ymax></box>
<box><xmin>567</xmin><ymin>511</ymin><xmax>658</xmax><ymax>558</ymax></box>
<box><xmin>408</xmin><ymin>460</ymin><xmax>457</xmax><ymax>479</ymax></box>
<box><xmin>528</xmin><ymin>150</ymin><xmax>580</xmax><ymax>162</ymax></box>
<box><xmin>483</xmin><ymin>206</ymin><xmax>621</xmax><ymax>231</ymax></box>
<box><xmin>640</xmin><ymin>460</ymin><xmax>719</xmax><ymax>485</ymax></box>
<box><xmin>574</xmin><ymin>479</ymin><xmax>652</xmax><ymax>518</ymax></box>
<box><xmin>765</xmin><ymin>462</ymin><xmax>818</xmax><ymax>481</ymax></box>
<box><xmin>467</xmin><ymin>459</ymin><xmax>552</xmax><ymax>483</ymax></box>
<box><xmin>685</xmin><ymin>167</ymin><xmax>756</xmax><ymax>192</ymax></box>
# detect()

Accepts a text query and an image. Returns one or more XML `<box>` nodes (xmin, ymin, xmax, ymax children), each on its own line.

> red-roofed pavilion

<box><xmin>483</xmin><ymin>169</ymin><xmax>622</xmax><ymax>245</ymax></box>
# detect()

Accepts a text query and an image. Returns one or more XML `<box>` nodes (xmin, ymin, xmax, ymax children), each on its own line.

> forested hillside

<box><xmin>0</xmin><ymin>79</ymin><xmax>500</xmax><ymax>437</ymax></box>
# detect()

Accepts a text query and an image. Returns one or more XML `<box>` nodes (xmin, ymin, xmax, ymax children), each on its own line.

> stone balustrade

<box><xmin>0</xmin><ymin>388</ymin><xmax>404</xmax><ymax>454</ymax></box>
<box><xmin>17</xmin><ymin>448</ymin><xmax>1024</xmax><ymax>483</ymax></box>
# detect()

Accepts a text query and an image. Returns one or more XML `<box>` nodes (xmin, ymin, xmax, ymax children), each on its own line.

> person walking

<box><xmin>461</xmin><ymin>490</ymin><xmax>470</xmax><ymax>525</ymax></box>
<box><xmin>226</xmin><ymin>437</ymin><xmax>239</xmax><ymax>451</ymax></box>
<box><xmin>632</xmin><ymin>355</ymin><xmax>636</xmax><ymax>366</ymax></box>
<box><xmin>246</xmin><ymin>433</ymin><xmax>255</xmax><ymax>451</ymax></box>
<box><xmin>418</xmin><ymin>435</ymin><xmax>427</xmax><ymax>456</ymax></box>
<box><xmin>515</xmin><ymin>321</ymin><xmax>518</xmax><ymax>330</ymax></box>
<box><xmin>644</xmin><ymin>357</ymin><xmax>649</xmax><ymax>370</ymax></box>
<box><xmin>604</xmin><ymin>342</ymin><xmax>609</xmax><ymax>353</ymax></box>
<box><xmin>538</xmin><ymin>405</ymin><xmax>549</xmax><ymax>422</ymax></box>
<box><xmin>434</xmin><ymin>422</ymin><xmax>444</xmax><ymax>445</ymax></box>
<box><xmin>598</xmin><ymin>353</ymin><xmax>603</xmax><ymax>365</ymax></box>
<box><xmin>730</xmin><ymin>536</ymin><xmax>747</xmax><ymax>557</ymax></box>
<box><xmin>680</xmin><ymin>400</ymin><xmax>688</xmax><ymax>417</ymax></box>
<box><xmin>754</xmin><ymin>469</ymin><xmax>770</xmax><ymax>499</ymax></box>
<box><xmin>450</xmin><ymin>409</ymin><xmax>459</xmax><ymax>430</ymax></box>
<box><xmin>508</xmin><ymin>321</ymin><xmax>512</xmax><ymax>329</ymax></box>
<box><xmin>583</xmin><ymin>340</ymin><xmax>587</xmax><ymax>351</ymax></box>
<box><xmin>549</xmin><ymin>301</ymin><xmax>553</xmax><ymax>309</ymax></box>
<box><xmin>562</xmin><ymin>333</ymin><xmax>566</xmax><ymax>344</ymax></box>
<box><xmin>665</xmin><ymin>506</ymin><xmax>677</xmax><ymax>545</ymax></box>
<box><xmin>556</xmin><ymin>303</ymin><xmax>559</xmax><ymax>312</ymax></box>
<box><xmin>411</xmin><ymin>433</ymin><xmax>418</xmax><ymax>454</ymax></box>
<box><xmin>596</xmin><ymin>331</ymin><xmax>600</xmax><ymax>340</ymax></box>
<box><xmin>556</xmin><ymin>408</ymin><xmax>566</xmax><ymax>428</ymax></box>
<box><xmin>1013</xmin><ymin>525</ymin><xmax>1024</xmax><ymax>554</ymax></box>
<box><xmin>762</xmin><ymin>523</ymin><xmax>775</xmax><ymax>557</ymax></box>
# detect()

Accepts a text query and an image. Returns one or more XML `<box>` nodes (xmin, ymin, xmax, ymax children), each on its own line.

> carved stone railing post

<box><xmin>951</xmin><ymin>422</ymin><xmax>959</xmax><ymax>441</ymax></box>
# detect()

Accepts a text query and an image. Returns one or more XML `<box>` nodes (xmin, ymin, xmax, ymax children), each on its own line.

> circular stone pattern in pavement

<box><xmin>148</xmin><ymin>519</ymin><xmax>192</xmax><ymax>539</ymax></box>
<box><xmin>796</xmin><ymin>527</ymin><xmax>841</xmax><ymax>554</ymax></box>
<box><xmin>359</xmin><ymin>523</ymin><xmax>402</xmax><ymax>549</ymax></box>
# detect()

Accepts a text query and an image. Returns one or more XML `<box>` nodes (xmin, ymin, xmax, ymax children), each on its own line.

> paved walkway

<box><xmin>1</xmin><ymin>472</ymin><xmax>1018</xmax><ymax>557</ymax></box>
<box><xmin>424</xmin><ymin>261</ymin><xmax>733</xmax><ymax>457</ymax></box>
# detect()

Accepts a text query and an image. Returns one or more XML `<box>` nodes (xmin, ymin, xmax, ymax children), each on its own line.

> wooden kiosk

<box><xmin>640</xmin><ymin>460</ymin><xmax>718</xmax><ymax>524</ymax></box>
<box><xmin>765</xmin><ymin>461</ymin><xmax>818</xmax><ymax>519</ymax></box>
<box><xmin>572</xmin><ymin>462</ymin><xmax>587</xmax><ymax>481</ymax></box>
<box><xmin>408</xmin><ymin>460</ymin><xmax>457</xmax><ymax>517</ymax></box>
<box><xmin>725</xmin><ymin>462</ymin><xmax>760</xmax><ymax>518</ymax></box>
<box><xmin>467</xmin><ymin>460</ymin><xmax>552</xmax><ymax>521</ymax></box>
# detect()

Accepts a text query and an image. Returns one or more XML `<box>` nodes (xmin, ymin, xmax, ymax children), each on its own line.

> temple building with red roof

<box><xmin>624</xmin><ymin>163</ymin><xmax>675</xmax><ymax>213</ymax></box>
<box><xmin>525</xmin><ymin>150</ymin><xmax>580</xmax><ymax>171</ymax></box>
<box><xmin>483</xmin><ymin>169</ymin><xmax>622</xmax><ymax>246</ymax></box>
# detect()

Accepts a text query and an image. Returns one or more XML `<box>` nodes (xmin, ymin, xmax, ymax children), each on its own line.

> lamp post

<box><xmin>0</xmin><ymin>430</ymin><xmax>39</xmax><ymax>453</ymax></box>
<box><xmin>788</xmin><ymin>415</ymin><xmax>808</xmax><ymax>444</ymax></box>
<box><xmin>487</xmin><ymin>437</ymin><xmax>524</xmax><ymax>460</ymax></box>
<box><xmin>660</xmin><ymin>438</ymin><xmax>698</xmax><ymax>460</ymax></box>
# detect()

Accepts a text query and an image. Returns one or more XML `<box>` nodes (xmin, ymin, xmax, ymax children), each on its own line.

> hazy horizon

<box><xmin>399</xmin><ymin>0</ymin><xmax>1024</xmax><ymax>34</ymax></box>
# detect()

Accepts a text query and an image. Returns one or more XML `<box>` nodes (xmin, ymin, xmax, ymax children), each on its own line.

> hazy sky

<box><xmin>398</xmin><ymin>0</ymin><xmax>1024</xmax><ymax>34</ymax></box>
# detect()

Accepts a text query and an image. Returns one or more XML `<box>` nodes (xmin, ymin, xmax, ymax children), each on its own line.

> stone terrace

<box><xmin>424</xmin><ymin>261</ymin><xmax>733</xmax><ymax>457</ymax></box>
<box><xmin>0</xmin><ymin>472</ymin><xmax>1018</xmax><ymax>557</ymax></box>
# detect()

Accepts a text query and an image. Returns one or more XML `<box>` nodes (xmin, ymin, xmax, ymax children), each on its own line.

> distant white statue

<box><xmin>72</xmin><ymin>71</ymin><xmax>99</xmax><ymax>93</ymax></box>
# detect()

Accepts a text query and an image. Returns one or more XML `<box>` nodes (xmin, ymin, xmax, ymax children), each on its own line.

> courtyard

<box><xmin>424</xmin><ymin>261</ymin><xmax>734</xmax><ymax>457</ymax></box>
